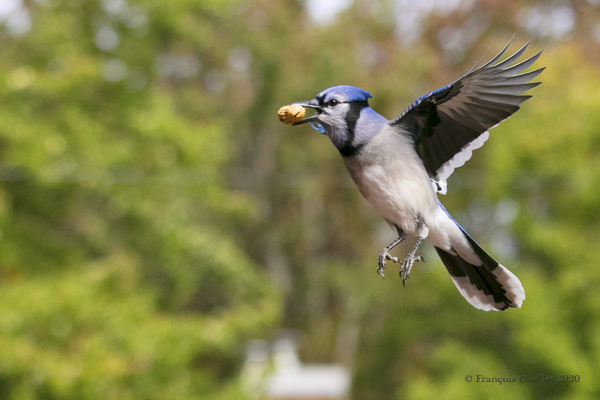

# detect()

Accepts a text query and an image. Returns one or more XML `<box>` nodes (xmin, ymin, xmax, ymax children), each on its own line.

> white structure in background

<box><xmin>242</xmin><ymin>334</ymin><xmax>351</xmax><ymax>399</ymax></box>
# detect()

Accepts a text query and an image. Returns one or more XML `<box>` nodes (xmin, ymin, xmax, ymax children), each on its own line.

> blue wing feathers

<box><xmin>389</xmin><ymin>41</ymin><xmax>543</xmax><ymax>192</ymax></box>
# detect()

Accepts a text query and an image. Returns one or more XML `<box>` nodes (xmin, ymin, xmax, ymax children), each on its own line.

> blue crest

<box><xmin>317</xmin><ymin>85</ymin><xmax>373</xmax><ymax>103</ymax></box>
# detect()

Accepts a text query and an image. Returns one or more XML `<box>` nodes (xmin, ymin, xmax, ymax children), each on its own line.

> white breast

<box><xmin>343</xmin><ymin>129</ymin><xmax>438</xmax><ymax>237</ymax></box>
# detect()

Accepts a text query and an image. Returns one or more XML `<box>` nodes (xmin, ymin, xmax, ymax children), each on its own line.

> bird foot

<box><xmin>377</xmin><ymin>249</ymin><xmax>399</xmax><ymax>279</ymax></box>
<box><xmin>401</xmin><ymin>254</ymin><xmax>424</xmax><ymax>286</ymax></box>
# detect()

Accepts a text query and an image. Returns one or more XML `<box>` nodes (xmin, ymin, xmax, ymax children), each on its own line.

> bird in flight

<box><xmin>283</xmin><ymin>40</ymin><xmax>543</xmax><ymax>311</ymax></box>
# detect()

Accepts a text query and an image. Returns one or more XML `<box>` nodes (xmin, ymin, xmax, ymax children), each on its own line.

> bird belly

<box><xmin>344</xmin><ymin>157</ymin><xmax>438</xmax><ymax>237</ymax></box>
<box><xmin>347</xmin><ymin>161</ymin><xmax>480</xmax><ymax>264</ymax></box>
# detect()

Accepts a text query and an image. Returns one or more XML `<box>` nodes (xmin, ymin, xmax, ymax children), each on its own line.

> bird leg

<box><xmin>401</xmin><ymin>236</ymin><xmax>425</xmax><ymax>286</ymax></box>
<box><xmin>377</xmin><ymin>235</ymin><xmax>406</xmax><ymax>279</ymax></box>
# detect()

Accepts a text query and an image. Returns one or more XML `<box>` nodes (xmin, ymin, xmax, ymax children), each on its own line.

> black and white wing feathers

<box><xmin>389</xmin><ymin>40</ymin><xmax>544</xmax><ymax>194</ymax></box>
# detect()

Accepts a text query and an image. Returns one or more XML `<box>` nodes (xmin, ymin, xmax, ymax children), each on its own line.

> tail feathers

<box><xmin>435</xmin><ymin>231</ymin><xmax>525</xmax><ymax>312</ymax></box>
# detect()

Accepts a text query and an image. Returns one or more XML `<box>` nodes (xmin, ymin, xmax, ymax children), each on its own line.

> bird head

<box><xmin>292</xmin><ymin>85</ymin><xmax>372</xmax><ymax>133</ymax></box>
<box><xmin>293</xmin><ymin>85</ymin><xmax>387</xmax><ymax>156</ymax></box>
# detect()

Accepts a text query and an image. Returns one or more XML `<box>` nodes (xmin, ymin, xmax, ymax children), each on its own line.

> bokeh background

<box><xmin>0</xmin><ymin>0</ymin><xmax>599</xmax><ymax>399</ymax></box>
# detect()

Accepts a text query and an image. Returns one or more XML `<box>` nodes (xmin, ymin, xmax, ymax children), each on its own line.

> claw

<box><xmin>397</xmin><ymin>236</ymin><xmax>425</xmax><ymax>286</ymax></box>
<box><xmin>377</xmin><ymin>250</ymin><xmax>399</xmax><ymax>279</ymax></box>
<box><xmin>401</xmin><ymin>255</ymin><xmax>424</xmax><ymax>286</ymax></box>
<box><xmin>376</xmin><ymin>235</ymin><xmax>406</xmax><ymax>280</ymax></box>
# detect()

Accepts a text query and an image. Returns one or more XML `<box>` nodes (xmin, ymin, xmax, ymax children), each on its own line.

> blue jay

<box><xmin>288</xmin><ymin>41</ymin><xmax>543</xmax><ymax>311</ymax></box>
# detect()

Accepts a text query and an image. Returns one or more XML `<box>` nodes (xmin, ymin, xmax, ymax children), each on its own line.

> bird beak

<box><xmin>291</xmin><ymin>98</ymin><xmax>322</xmax><ymax>126</ymax></box>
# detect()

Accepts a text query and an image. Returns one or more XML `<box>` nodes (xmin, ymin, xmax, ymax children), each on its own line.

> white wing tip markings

<box><xmin>434</xmin><ymin>130</ymin><xmax>490</xmax><ymax>194</ymax></box>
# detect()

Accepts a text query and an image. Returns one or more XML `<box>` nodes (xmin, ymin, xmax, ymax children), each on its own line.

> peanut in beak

<box><xmin>277</xmin><ymin>104</ymin><xmax>306</xmax><ymax>125</ymax></box>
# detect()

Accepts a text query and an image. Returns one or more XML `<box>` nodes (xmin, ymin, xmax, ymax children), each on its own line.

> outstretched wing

<box><xmin>389</xmin><ymin>40</ymin><xmax>544</xmax><ymax>194</ymax></box>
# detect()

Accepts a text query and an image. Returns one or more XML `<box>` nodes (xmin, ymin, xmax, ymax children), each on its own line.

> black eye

<box><xmin>328</xmin><ymin>99</ymin><xmax>339</xmax><ymax>107</ymax></box>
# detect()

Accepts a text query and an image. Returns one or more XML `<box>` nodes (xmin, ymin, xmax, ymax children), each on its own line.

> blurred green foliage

<box><xmin>0</xmin><ymin>0</ymin><xmax>600</xmax><ymax>399</ymax></box>
<box><xmin>0</xmin><ymin>1</ymin><xmax>279</xmax><ymax>398</ymax></box>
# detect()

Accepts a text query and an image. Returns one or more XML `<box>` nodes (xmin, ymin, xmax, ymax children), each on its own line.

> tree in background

<box><xmin>0</xmin><ymin>1</ymin><xmax>279</xmax><ymax>399</ymax></box>
<box><xmin>1</xmin><ymin>0</ymin><xmax>600</xmax><ymax>399</ymax></box>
